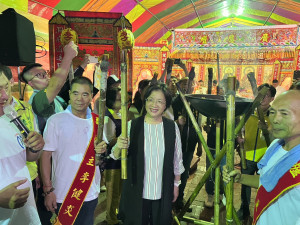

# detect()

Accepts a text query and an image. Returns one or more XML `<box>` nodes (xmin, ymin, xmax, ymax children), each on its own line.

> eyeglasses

<box><xmin>146</xmin><ymin>98</ymin><xmax>166</xmax><ymax>106</ymax></box>
<box><xmin>27</xmin><ymin>71</ymin><xmax>49</xmax><ymax>82</ymax></box>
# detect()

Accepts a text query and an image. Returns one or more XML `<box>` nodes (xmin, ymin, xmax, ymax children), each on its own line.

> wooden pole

<box><xmin>95</xmin><ymin>56</ymin><xmax>109</xmax><ymax>165</ymax></box>
<box><xmin>225</xmin><ymin>76</ymin><xmax>236</xmax><ymax>225</ymax></box>
<box><xmin>214</xmin><ymin>119</ymin><xmax>221</xmax><ymax>225</ymax></box>
<box><xmin>217</xmin><ymin>53</ymin><xmax>220</xmax><ymax>82</ymax></box>
<box><xmin>207</xmin><ymin>68</ymin><xmax>213</xmax><ymax>94</ymax></box>
<box><xmin>121</xmin><ymin>50</ymin><xmax>128</xmax><ymax>179</ymax></box>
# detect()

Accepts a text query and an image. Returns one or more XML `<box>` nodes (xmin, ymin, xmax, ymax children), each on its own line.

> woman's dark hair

<box><xmin>133</xmin><ymin>79</ymin><xmax>151</xmax><ymax>113</ymax></box>
<box><xmin>106</xmin><ymin>88</ymin><xmax>121</xmax><ymax>109</ymax></box>
<box><xmin>141</xmin><ymin>83</ymin><xmax>172</xmax><ymax>115</ymax></box>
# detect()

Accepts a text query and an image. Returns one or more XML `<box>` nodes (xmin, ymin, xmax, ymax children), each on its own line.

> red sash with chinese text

<box><xmin>54</xmin><ymin>113</ymin><xmax>98</xmax><ymax>225</ymax></box>
<box><xmin>252</xmin><ymin>161</ymin><xmax>300</xmax><ymax>225</ymax></box>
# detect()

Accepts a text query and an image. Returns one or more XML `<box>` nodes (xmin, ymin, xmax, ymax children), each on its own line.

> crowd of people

<box><xmin>1</xmin><ymin>47</ymin><xmax>300</xmax><ymax>225</ymax></box>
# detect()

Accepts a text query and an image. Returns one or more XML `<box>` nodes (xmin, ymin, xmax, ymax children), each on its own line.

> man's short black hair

<box><xmin>0</xmin><ymin>64</ymin><xmax>13</xmax><ymax>80</ymax></box>
<box><xmin>272</xmin><ymin>79</ymin><xmax>279</xmax><ymax>83</ymax></box>
<box><xmin>258</xmin><ymin>83</ymin><xmax>276</xmax><ymax>97</ymax></box>
<box><xmin>70</xmin><ymin>76</ymin><xmax>93</xmax><ymax>94</ymax></box>
<box><xmin>19</xmin><ymin>63</ymin><xmax>42</xmax><ymax>84</ymax></box>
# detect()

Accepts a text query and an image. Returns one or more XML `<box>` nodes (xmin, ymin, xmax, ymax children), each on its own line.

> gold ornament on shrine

<box><xmin>117</xmin><ymin>28</ymin><xmax>135</xmax><ymax>50</ymax></box>
<box><xmin>60</xmin><ymin>28</ymin><xmax>78</xmax><ymax>46</ymax></box>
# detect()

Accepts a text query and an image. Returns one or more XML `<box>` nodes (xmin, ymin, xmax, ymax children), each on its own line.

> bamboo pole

<box><xmin>176</xmin><ymin>86</ymin><xmax>269</xmax><ymax>221</ymax></box>
<box><xmin>120</xmin><ymin>50</ymin><xmax>128</xmax><ymax>179</ymax></box>
<box><xmin>95</xmin><ymin>56</ymin><xmax>109</xmax><ymax>166</ymax></box>
<box><xmin>214</xmin><ymin>119</ymin><xmax>221</xmax><ymax>225</ymax></box>
<box><xmin>225</xmin><ymin>76</ymin><xmax>236</xmax><ymax>225</ymax></box>
<box><xmin>182</xmin><ymin>216</ymin><xmax>214</xmax><ymax>225</ymax></box>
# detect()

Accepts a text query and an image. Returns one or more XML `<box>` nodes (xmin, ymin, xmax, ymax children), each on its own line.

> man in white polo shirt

<box><xmin>40</xmin><ymin>77</ymin><xmax>107</xmax><ymax>225</ymax></box>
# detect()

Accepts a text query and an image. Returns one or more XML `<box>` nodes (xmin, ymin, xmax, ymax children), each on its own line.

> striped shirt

<box><xmin>143</xmin><ymin>121</ymin><xmax>184</xmax><ymax>200</ymax></box>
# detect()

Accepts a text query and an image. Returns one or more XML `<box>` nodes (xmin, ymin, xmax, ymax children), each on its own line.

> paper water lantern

<box><xmin>117</xmin><ymin>28</ymin><xmax>134</xmax><ymax>50</ymax></box>
<box><xmin>60</xmin><ymin>28</ymin><xmax>78</xmax><ymax>46</ymax></box>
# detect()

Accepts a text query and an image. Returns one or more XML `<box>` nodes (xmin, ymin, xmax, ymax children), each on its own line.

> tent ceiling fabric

<box><xmin>29</xmin><ymin>0</ymin><xmax>300</xmax><ymax>44</ymax></box>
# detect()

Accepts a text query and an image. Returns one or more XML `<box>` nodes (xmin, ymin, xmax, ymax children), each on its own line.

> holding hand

<box><xmin>165</xmin><ymin>58</ymin><xmax>174</xmax><ymax>70</ymax></box>
<box><xmin>222</xmin><ymin>166</ymin><xmax>241</xmax><ymax>184</ymax></box>
<box><xmin>24</xmin><ymin>131</ymin><xmax>45</xmax><ymax>152</ymax></box>
<box><xmin>0</xmin><ymin>179</ymin><xmax>30</xmax><ymax>209</ymax></box>
<box><xmin>63</xmin><ymin>41</ymin><xmax>78</xmax><ymax>61</ymax></box>
<box><xmin>236</xmin><ymin>136</ymin><xmax>244</xmax><ymax>145</ymax></box>
<box><xmin>95</xmin><ymin>140</ymin><xmax>107</xmax><ymax>154</ymax></box>
<box><xmin>117</xmin><ymin>136</ymin><xmax>129</xmax><ymax>149</ymax></box>
<box><xmin>80</xmin><ymin>54</ymin><xmax>90</xmax><ymax>69</ymax></box>
<box><xmin>258</xmin><ymin>120</ymin><xmax>268</xmax><ymax>131</ymax></box>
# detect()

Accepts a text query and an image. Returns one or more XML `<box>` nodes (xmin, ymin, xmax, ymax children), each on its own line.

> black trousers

<box><xmin>141</xmin><ymin>199</ymin><xmax>161</xmax><ymax>225</ymax></box>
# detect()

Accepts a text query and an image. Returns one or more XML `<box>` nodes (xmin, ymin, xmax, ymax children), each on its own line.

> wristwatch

<box><xmin>174</xmin><ymin>180</ymin><xmax>181</xmax><ymax>187</ymax></box>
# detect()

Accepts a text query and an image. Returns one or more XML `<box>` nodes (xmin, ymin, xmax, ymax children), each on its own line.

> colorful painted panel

<box><xmin>173</xmin><ymin>25</ymin><xmax>299</xmax><ymax>49</ymax></box>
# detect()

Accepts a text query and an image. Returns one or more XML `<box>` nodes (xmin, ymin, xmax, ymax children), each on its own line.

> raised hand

<box><xmin>63</xmin><ymin>41</ymin><xmax>78</xmax><ymax>61</ymax></box>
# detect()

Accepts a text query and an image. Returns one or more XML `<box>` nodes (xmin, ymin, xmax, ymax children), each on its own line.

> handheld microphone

<box><xmin>4</xmin><ymin>105</ymin><xmax>30</xmax><ymax>138</ymax></box>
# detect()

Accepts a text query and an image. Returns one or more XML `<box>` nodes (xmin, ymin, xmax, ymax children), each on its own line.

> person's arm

<box><xmin>46</xmin><ymin>41</ymin><xmax>78</xmax><ymax>104</ymax></box>
<box><xmin>159</xmin><ymin>58</ymin><xmax>173</xmax><ymax>84</ymax></box>
<box><xmin>104</xmin><ymin>116</ymin><xmax>117</xmax><ymax>147</ymax></box>
<box><xmin>39</xmin><ymin>118</ymin><xmax>58</xmax><ymax>212</ymax></box>
<box><xmin>74</xmin><ymin>54</ymin><xmax>90</xmax><ymax>78</ymax></box>
<box><xmin>173</xmin><ymin>174</ymin><xmax>181</xmax><ymax>202</ymax></box>
<box><xmin>111</xmin><ymin>121</ymin><xmax>131</xmax><ymax>159</ymax></box>
<box><xmin>223</xmin><ymin>166</ymin><xmax>260</xmax><ymax>189</ymax></box>
<box><xmin>173</xmin><ymin>123</ymin><xmax>184</xmax><ymax>202</ymax></box>
<box><xmin>0</xmin><ymin>180</ymin><xmax>30</xmax><ymax>209</ymax></box>
<box><xmin>24</xmin><ymin>131</ymin><xmax>44</xmax><ymax>162</ymax></box>
<box><xmin>111</xmin><ymin>136</ymin><xmax>128</xmax><ymax>159</ymax></box>
<box><xmin>40</xmin><ymin>150</ymin><xmax>57</xmax><ymax>212</ymax></box>
<box><xmin>178</xmin><ymin>61</ymin><xmax>189</xmax><ymax>77</ymax></box>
